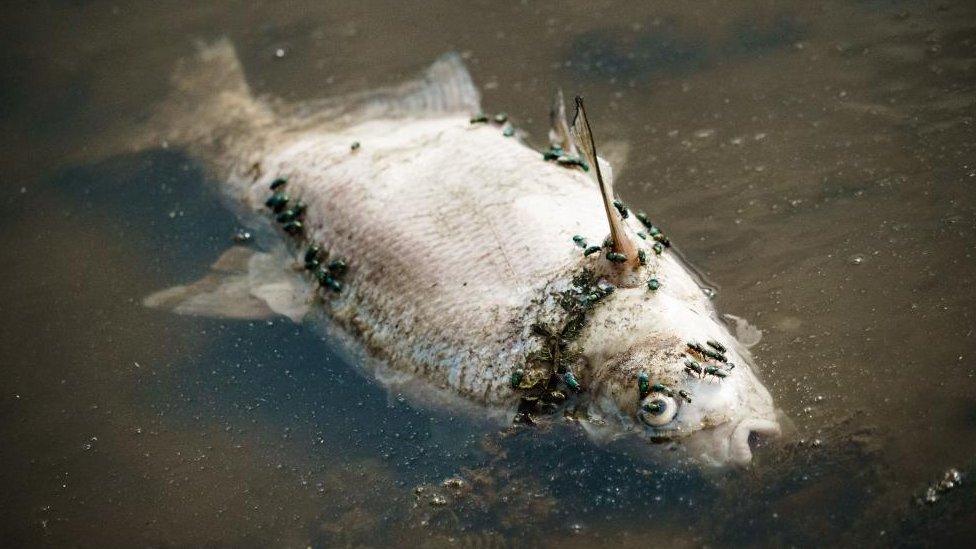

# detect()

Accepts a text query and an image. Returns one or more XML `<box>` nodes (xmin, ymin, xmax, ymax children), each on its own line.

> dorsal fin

<box><xmin>280</xmin><ymin>53</ymin><xmax>481</xmax><ymax>128</ymax></box>
<box><xmin>549</xmin><ymin>89</ymin><xmax>577</xmax><ymax>155</ymax></box>
<box><xmin>570</xmin><ymin>96</ymin><xmax>639</xmax><ymax>268</ymax></box>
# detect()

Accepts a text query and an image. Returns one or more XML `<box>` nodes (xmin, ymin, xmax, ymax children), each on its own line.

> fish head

<box><xmin>585</xmin><ymin>320</ymin><xmax>780</xmax><ymax>466</ymax></box>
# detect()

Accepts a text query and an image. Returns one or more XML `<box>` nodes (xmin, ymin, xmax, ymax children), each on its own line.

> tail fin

<box><xmin>90</xmin><ymin>40</ymin><xmax>476</xmax><ymax>162</ymax></box>
<box><xmin>138</xmin><ymin>38</ymin><xmax>272</xmax><ymax>152</ymax></box>
<box><xmin>71</xmin><ymin>37</ymin><xmax>270</xmax><ymax>164</ymax></box>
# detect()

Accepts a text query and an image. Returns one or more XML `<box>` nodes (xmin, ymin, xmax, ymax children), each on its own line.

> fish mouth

<box><xmin>729</xmin><ymin>418</ymin><xmax>781</xmax><ymax>465</ymax></box>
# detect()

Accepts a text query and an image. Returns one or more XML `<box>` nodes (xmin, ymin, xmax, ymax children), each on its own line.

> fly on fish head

<box><xmin>588</xmin><ymin>327</ymin><xmax>781</xmax><ymax>466</ymax></box>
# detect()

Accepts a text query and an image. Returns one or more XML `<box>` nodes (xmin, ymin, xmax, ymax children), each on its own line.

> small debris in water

<box><xmin>441</xmin><ymin>476</ymin><xmax>465</xmax><ymax>489</ymax></box>
<box><xmin>917</xmin><ymin>468</ymin><xmax>964</xmax><ymax>505</ymax></box>
<box><xmin>849</xmin><ymin>254</ymin><xmax>865</xmax><ymax>266</ymax></box>
<box><xmin>232</xmin><ymin>229</ymin><xmax>252</xmax><ymax>243</ymax></box>
<box><xmin>429</xmin><ymin>495</ymin><xmax>448</xmax><ymax>507</ymax></box>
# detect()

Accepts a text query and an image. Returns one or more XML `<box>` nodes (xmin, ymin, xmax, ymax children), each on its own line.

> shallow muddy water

<box><xmin>1</xmin><ymin>1</ymin><xmax>975</xmax><ymax>546</ymax></box>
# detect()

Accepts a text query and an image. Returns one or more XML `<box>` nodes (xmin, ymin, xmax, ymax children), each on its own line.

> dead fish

<box><xmin>138</xmin><ymin>39</ymin><xmax>780</xmax><ymax>466</ymax></box>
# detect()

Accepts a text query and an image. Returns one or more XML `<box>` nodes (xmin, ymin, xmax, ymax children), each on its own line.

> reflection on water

<box><xmin>2</xmin><ymin>1</ymin><xmax>975</xmax><ymax>546</ymax></box>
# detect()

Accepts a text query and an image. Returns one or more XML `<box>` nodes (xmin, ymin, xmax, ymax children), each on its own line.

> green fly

<box><xmin>265</xmin><ymin>192</ymin><xmax>289</xmax><ymax>212</ymax></box>
<box><xmin>612</xmin><ymin>199</ymin><xmax>629</xmax><ymax>219</ymax></box>
<box><xmin>510</xmin><ymin>369</ymin><xmax>524</xmax><ymax>389</ymax></box>
<box><xmin>327</xmin><ymin>259</ymin><xmax>348</xmax><ymax>276</ymax></box>
<box><xmin>651</xmin><ymin>383</ymin><xmax>674</xmax><ymax>397</ymax></box>
<box><xmin>637</xmin><ymin>371</ymin><xmax>650</xmax><ymax>399</ymax></box>
<box><xmin>282</xmin><ymin>220</ymin><xmax>303</xmax><ymax>235</ymax></box>
<box><xmin>563</xmin><ymin>371</ymin><xmax>582</xmax><ymax>393</ymax></box>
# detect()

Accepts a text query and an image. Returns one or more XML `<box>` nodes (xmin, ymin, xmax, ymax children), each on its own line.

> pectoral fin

<box><xmin>570</xmin><ymin>96</ymin><xmax>639</xmax><ymax>268</ymax></box>
<box><xmin>143</xmin><ymin>246</ymin><xmax>311</xmax><ymax>322</ymax></box>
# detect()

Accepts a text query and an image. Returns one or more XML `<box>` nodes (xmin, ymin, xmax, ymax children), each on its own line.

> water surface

<box><xmin>2</xmin><ymin>1</ymin><xmax>975</xmax><ymax>546</ymax></box>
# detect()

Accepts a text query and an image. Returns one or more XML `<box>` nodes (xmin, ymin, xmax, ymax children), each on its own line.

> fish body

<box><xmin>144</xmin><ymin>40</ymin><xmax>781</xmax><ymax>465</ymax></box>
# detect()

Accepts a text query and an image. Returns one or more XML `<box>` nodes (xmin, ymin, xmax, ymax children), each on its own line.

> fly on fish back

<box><xmin>263</xmin><ymin>177</ymin><xmax>348</xmax><ymax>295</ymax></box>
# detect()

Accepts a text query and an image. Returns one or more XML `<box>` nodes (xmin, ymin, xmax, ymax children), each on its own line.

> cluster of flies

<box><xmin>637</xmin><ymin>370</ymin><xmax>692</xmax><ymax>407</ymax></box>
<box><xmin>264</xmin><ymin>177</ymin><xmax>348</xmax><ymax>294</ymax></box>
<box><xmin>917</xmin><ymin>468</ymin><xmax>964</xmax><ymax>505</ymax></box>
<box><xmin>470</xmin><ymin>111</ymin><xmax>515</xmax><ymax>137</ymax></box>
<box><xmin>683</xmin><ymin>340</ymin><xmax>734</xmax><ymax>380</ymax></box>
<box><xmin>509</xmin><ymin>270</ymin><xmax>613</xmax><ymax>421</ymax></box>
<box><xmin>634</xmin><ymin>340</ymin><xmax>733</xmax><ymax>418</ymax></box>
<box><xmin>568</xmin><ymin>199</ymin><xmax>672</xmax><ymax>292</ymax></box>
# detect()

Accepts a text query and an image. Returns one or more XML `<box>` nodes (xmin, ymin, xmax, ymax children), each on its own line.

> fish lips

<box><xmin>728</xmin><ymin>418</ymin><xmax>782</xmax><ymax>465</ymax></box>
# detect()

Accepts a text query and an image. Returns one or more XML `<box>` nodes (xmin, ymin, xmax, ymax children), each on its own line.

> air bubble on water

<box><xmin>849</xmin><ymin>254</ymin><xmax>865</xmax><ymax>265</ymax></box>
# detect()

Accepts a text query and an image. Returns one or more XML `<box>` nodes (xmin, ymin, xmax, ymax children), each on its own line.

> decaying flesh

<box><xmin>141</xmin><ymin>39</ymin><xmax>781</xmax><ymax>466</ymax></box>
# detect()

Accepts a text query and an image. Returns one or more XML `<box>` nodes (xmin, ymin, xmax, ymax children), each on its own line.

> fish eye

<box><xmin>639</xmin><ymin>395</ymin><xmax>678</xmax><ymax>427</ymax></box>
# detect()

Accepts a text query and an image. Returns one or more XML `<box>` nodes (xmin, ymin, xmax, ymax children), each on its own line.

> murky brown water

<box><xmin>2</xmin><ymin>1</ymin><xmax>975</xmax><ymax>546</ymax></box>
